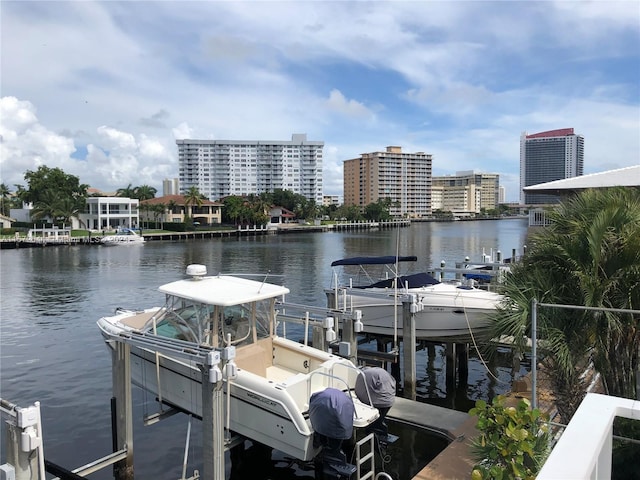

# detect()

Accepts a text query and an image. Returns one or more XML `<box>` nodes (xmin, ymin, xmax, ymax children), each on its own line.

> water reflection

<box><xmin>0</xmin><ymin>219</ymin><xmax>530</xmax><ymax>480</ymax></box>
<box><xmin>226</xmin><ymin>419</ymin><xmax>449</xmax><ymax>480</ymax></box>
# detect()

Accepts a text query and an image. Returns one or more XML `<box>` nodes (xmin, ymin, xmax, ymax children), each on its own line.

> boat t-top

<box><xmin>97</xmin><ymin>265</ymin><xmax>380</xmax><ymax>462</ymax></box>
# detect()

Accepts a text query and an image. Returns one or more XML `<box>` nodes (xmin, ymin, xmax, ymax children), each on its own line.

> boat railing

<box><xmin>308</xmin><ymin>364</ymin><xmax>373</xmax><ymax>423</ymax></box>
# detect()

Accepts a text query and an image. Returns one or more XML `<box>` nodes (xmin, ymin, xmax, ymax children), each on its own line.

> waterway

<box><xmin>0</xmin><ymin>218</ymin><xmax>530</xmax><ymax>479</ymax></box>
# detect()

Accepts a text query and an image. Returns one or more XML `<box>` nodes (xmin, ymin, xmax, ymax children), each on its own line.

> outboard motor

<box><xmin>309</xmin><ymin>388</ymin><xmax>357</xmax><ymax>480</ymax></box>
<box><xmin>355</xmin><ymin>366</ymin><xmax>396</xmax><ymax>441</ymax></box>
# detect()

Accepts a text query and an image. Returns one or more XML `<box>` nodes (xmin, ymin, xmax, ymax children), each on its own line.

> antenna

<box><xmin>258</xmin><ymin>270</ymin><xmax>271</xmax><ymax>293</ymax></box>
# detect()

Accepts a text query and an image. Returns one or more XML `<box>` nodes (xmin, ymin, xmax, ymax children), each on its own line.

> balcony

<box><xmin>537</xmin><ymin>393</ymin><xmax>640</xmax><ymax>479</ymax></box>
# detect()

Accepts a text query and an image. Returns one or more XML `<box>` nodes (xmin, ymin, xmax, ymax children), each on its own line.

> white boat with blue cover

<box><xmin>97</xmin><ymin>265</ymin><xmax>379</xmax><ymax>461</ymax></box>
<box><xmin>327</xmin><ymin>256</ymin><xmax>504</xmax><ymax>342</ymax></box>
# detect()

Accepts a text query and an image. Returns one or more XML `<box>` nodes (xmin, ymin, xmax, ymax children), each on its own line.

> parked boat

<box><xmin>100</xmin><ymin>228</ymin><xmax>145</xmax><ymax>245</ymax></box>
<box><xmin>326</xmin><ymin>256</ymin><xmax>504</xmax><ymax>342</ymax></box>
<box><xmin>97</xmin><ymin>265</ymin><xmax>379</xmax><ymax>462</ymax></box>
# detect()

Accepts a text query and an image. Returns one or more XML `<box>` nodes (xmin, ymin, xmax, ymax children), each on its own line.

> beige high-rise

<box><xmin>343</xmin><ymin>146</ymin><xmax>432</xmax><ymax>218</ymax></box>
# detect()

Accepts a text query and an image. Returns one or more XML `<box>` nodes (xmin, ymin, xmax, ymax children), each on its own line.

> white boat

<box><xmin>326</xmin><ymin>256</ymin><xmax>504</xmax><ymax>342</ymax></box>
<box><xmin>101</xmin><ymin>228</ymin><xmax>145</xmax><ymax>245</ymax></box>
<box><xmin>97</xmin><ymin>265</ymin><xmax>379</xmax><ymax>462</ymax></box>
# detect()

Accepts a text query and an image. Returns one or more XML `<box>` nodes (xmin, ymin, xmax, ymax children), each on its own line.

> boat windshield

<box><xmin>149</xmin><ymin>295</ymin><xmax>275</xmax><ymax>347</ymax></box>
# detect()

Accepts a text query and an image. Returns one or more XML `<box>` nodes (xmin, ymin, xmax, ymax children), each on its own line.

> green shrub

<box><xmin>469</xmin><ymin>395</ymin><xmax>550</xmax><ymax>480</ymax></box>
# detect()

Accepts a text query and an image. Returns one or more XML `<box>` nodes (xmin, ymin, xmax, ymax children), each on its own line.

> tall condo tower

<box><xmin>176</xmin><ymin>134</ymin><xmax>323</xmax><ymax>204</ymax></box>
<box><xmin>343</xmin><ymin>146</ymin><xmax>432</xmax><ymax>218</ymax></box>
<box><xmin>520</xmin><ymin>128</ymin><xmax>584</xmax><ymax>205</ymax></box>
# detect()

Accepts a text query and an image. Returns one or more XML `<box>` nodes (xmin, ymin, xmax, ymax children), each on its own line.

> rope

<box><xmin>461</xmin><ymin>294</ymin><xmax>508</xmax><ymax>384</ymax></box>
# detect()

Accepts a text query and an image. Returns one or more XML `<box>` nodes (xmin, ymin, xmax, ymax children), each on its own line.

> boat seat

<box><xmin>121</xmin><ymin>309</ymin><xmax>162</xmax><ymax>330</ymax></box>
<box><xmin>235</xmin><ymin>337</ymin><xmax>273</xmax><ymax>377</ymax></box>
<box><xmin>266</xmin><ymin>365</ymin><xmax>300</xmax><ymax>383</ymax></box>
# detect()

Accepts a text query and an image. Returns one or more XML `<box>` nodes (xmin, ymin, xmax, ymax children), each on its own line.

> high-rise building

<box><xmin>431</xmin><ymin>171</ymin><xmax>500</xmax><ymax>216</ymax></box>
<box><xmin>343</xmin><ymin>146</ymin><xmax>432</xmax><ymax>218</ymax></box>
<box><xmin>176</xmin><ymin>134</ymin><xmax>323</xmax><ymax>204</ymax></box>
<box><xmin>162</xmin><ymin>178</ymin><xmax>179</xmax><ymax>196</ymax></box>
<box><xmin>520</xmin><ymin>128</ymin><xmax>584</xmax><ymax>205</ymax></box>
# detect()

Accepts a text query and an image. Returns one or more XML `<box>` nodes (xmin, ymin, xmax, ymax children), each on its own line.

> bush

<box><xmin>162</xmin><ymin>223</ymin><xmax>187</xmax><ymax>232</ymax></box>
<box><xmin>469</xmin><ymin>395</ymin><xmax>550</xmax><ymax>480</ymax></box>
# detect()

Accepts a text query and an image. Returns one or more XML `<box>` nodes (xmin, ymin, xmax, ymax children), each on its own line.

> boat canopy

<box><xmin>331</xmin><ymin>256</ymin><xmax>418</xmax><ymax>267</ymax></box>
<box><xmin>365</xmin><ymin>272</ymin><xmax>440</xmax><ymax>289</ymax></box>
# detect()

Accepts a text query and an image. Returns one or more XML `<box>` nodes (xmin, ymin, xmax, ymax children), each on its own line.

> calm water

<box><xmin>0</xmin><ymin>219</ymin><xmax>529</xmax><ymax>479</ymax></box>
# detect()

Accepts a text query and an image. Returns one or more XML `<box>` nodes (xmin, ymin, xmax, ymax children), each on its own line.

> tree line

<box><xmin>1</xmin><ymin>165</ymin><xmax>396</xmax><ymax>226</ymax></box>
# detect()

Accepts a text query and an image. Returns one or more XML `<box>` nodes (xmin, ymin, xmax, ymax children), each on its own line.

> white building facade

<box><xmin>80</xmin><ymin>197</ymin><xmax>140</xmax><ymax>231</ymax></box>
<box><xmin>176</xmin><ymin>134</ymin><xmax>324</xmax><ymax>204</ymax></box>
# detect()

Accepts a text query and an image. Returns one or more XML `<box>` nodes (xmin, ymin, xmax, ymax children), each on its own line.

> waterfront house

<box><xmin>269</xmin><ymin>206</ymin><xmax>296</xmax><ymax>226</ymax></box>
<box><xmin>140</xmin><ymin>195</ymin><xmax>223</xmax><ymax>226</ymax></box>
<box><xmin>80</xmin><ymin>197</ymin><xmax>140</xmax><ymax>231</ymax></box>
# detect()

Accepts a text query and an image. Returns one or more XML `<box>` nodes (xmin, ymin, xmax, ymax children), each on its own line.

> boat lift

<box><xmin>108</xmin><ymin>330</ymin><xmax>237</xmax><ymax>480</ymax></box>
<box><xmin>2</xmin><ymin>305</ymin><xmax>389</xmax><ymax>480</ymax></box>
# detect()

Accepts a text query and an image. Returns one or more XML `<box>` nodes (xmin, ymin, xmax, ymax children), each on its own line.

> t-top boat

<box><xmin>97</xmin><ymin>265</ymin><xmax>379</xmax><ymax>461</ymax></box>
<box><xmin>100</xmin><ymin>228</ymin><xmax>145</xmax><ymax>246</ymax></box>
<box><xmin>326</xmin><ymin>256</ymin><xmax>504</xmax><ymax>342</ymax></box>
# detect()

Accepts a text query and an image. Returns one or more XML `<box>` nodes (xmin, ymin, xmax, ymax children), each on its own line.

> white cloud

<box><xmin>326</xmin><ymin>90</ymin><xmax>375</xmax><ymax>119</ymax></box>
<box><xmin>0</xmin><ymin>1</ymin><xmax>637</xmax><ymax>202</ymax></box>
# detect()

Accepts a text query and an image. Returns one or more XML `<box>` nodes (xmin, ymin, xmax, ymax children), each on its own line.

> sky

<box><xmin>1</xmin><ymin>1</ymin><xmax>639</xmax><ymax>203</ymax></box>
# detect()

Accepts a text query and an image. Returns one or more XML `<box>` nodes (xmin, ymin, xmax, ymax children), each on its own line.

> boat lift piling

<box><xmin>110</xmin><ymin>331</ymin><xmax>237</xmax><ymax>480</ymax></box>
<box><xmin>0</xmin><ymin>398</ymin><xmax>46</xmax><ymax>480</ymax></box>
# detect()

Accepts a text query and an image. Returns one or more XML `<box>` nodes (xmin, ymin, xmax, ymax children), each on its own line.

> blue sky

<box><xmin>1</xmin><ymin>1</ymin><xmax>638</xmax><ymax>202</ymax></box>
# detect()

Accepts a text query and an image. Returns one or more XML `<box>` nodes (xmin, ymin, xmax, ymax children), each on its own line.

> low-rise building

<box><xmin>140</xmin><ymin>195</ymin><xmax>223</xmax><ymax>225</ymax></box>
<box><xmin>80</xmin><ymin>197</ymin><xmax>140</xmax><ymax>231</ymax></box>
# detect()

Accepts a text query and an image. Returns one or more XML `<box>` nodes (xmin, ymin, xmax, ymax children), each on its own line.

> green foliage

<box><xmin>17</xmin><ymin>166</ymin><xmax>87</xmax><ymax>205</ymax></box>
<box><xmin>364</xmin><ymin>197</ymin><xmax>392</xmax><ymax>221</ymax></box>
<box><xmin>469</xmin><ymin>395</ymin><xmax>550</xmax><ymax>480</ymax></box>
<box><xmin>16</xmin><ymin>166</ymin><xmax>88</xmax><ymax>225</ymax></box>
<box><xmin>488</xmin><ymin>187</ymin><xmax>640</xmax><ymax>421</ymax></box>
<box><xmin>612</xmin><ymin>417</ymin><xmax>640</xmax><ymax>479</ymax></box>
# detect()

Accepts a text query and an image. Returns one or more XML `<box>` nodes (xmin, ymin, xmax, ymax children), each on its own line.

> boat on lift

<box><xmin>326</xmin><ymin>256</ymin><xmax>504</xmax><ymax>342</ymax></box>
<box><xmin>97</xmin><ymin>264</ymin><xmax>379</xmax><ymax>461</ymax></box>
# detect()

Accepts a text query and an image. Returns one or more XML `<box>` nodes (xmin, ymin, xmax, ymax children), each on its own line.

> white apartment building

<box><xmin>431</xmin><ymin>171</ymin><xmax>500</xmax><ymax>215</ymax></box>
<box><xmin>177</xmin><ymin>134</ymin><xmax>324</xmax><ymax>204</ymax></box>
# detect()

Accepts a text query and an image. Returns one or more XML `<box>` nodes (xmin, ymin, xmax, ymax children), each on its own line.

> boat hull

<box><xmin>327</xmin><ymin>285</ymin><xmax>501</xmax><ymax>342</ymax></box>
<box><xmin>123</xmin><ymin>345</ymin><xmax>317</xmax><ymax>460</ymax></box>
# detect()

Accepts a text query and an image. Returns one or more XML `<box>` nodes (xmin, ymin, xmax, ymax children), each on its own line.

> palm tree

<box><xmin>0</xmin><ymin>183</ymin><xmax>10</xmax><ymax>216</ymax></box>
<box><xmin>31</xmin><ymin>190</ymin><xmax>61</xmax><ymax>223</ymax></box>
<box><xmin>183</xmin><ymin>186</ymin><xmax>203</xmax><ymax>220</ymax></box>
<box><xmin>56</xmin><ymin>197</ymin><xmax>85</xmax><ymax>228</ymax></box>
<box><xmin>134</xmin><ymin>185</ymin><xmax>157</xmax><ymax>201</ymax></box>
<box><xmin>223</xmin><ymin>196</ymin><xmax>244</xmax><ymax>225</ymax></box>
<box><xmin>490</xmin><ymin>187</ymin><xmax>640</xmax><ymax>421</ymax></box>
<box><xmin>167</xmin><ymin>199</ymin><xmax>178</xmax><ymax>216</ymax></box>
<box><xmin>138</xmin><ymin>202</ymin><xmax>151</xmax><ymax>228</ymax></box>
<box><xmin>151</xmin><ymin>203</ymin><xmax>166</xmax><ymax>229</ymax></box>
<box><xmin>116</xmin><ymin>184</ymin><xmax>136</xmax><ymax>198</ymax></box>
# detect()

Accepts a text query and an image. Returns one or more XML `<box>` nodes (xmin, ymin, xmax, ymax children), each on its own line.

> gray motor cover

<box><xmin>355</xmin><ymin>366</ymin><xmax>396</xmax><ymax>408</ymax></box>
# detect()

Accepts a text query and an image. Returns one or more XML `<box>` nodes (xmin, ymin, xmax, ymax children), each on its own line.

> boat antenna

<box><xmin>258</xmin><ymin>270</ymin><xmax>271</xmax><ymax>293</ymax></box>
<box><xmin>392</xmin><ymin>224</ymin><xmax>400</xmax><ymax>352</ymax></box>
